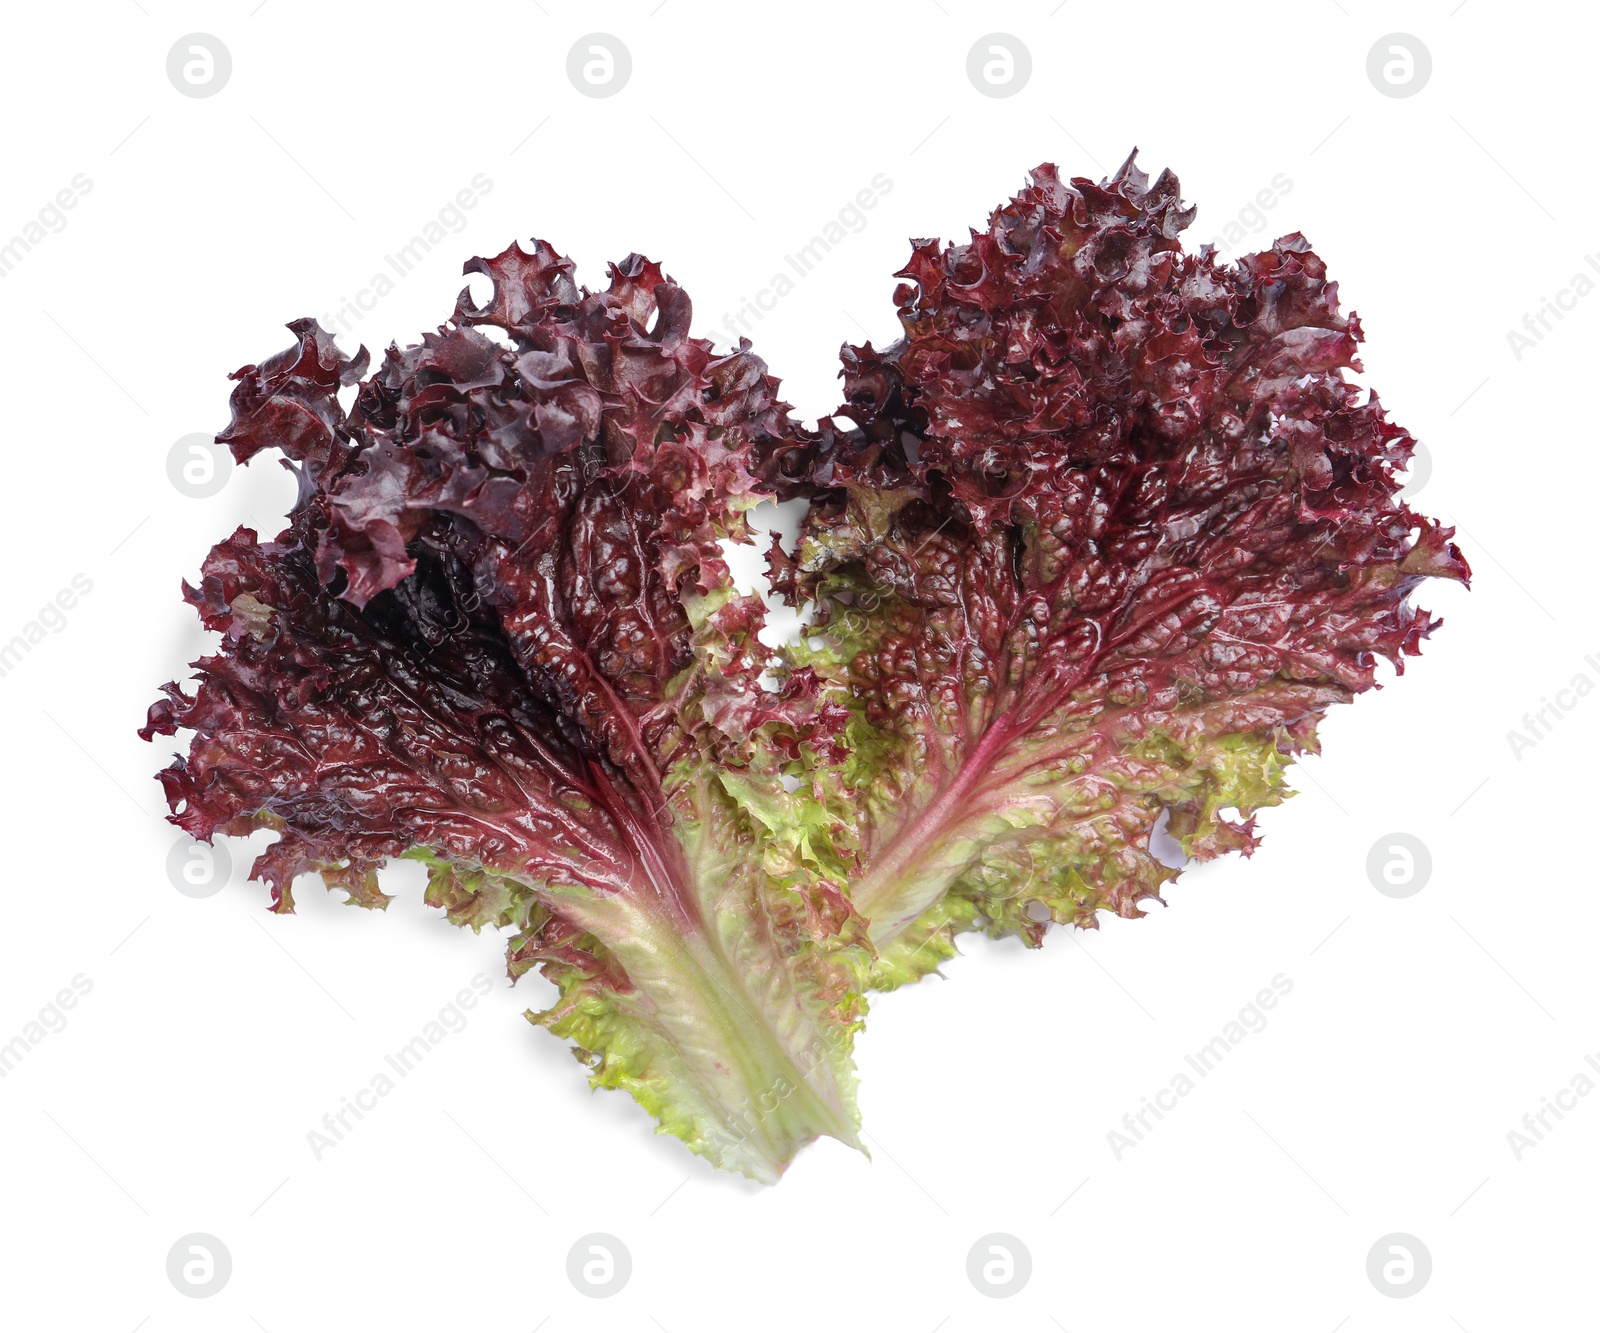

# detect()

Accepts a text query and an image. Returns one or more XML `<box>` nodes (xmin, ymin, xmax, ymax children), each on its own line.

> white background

<box><xmin>0</xmin><ymin>2</ymin><xmax>1591</xmax><ymax>1328</ymax></box>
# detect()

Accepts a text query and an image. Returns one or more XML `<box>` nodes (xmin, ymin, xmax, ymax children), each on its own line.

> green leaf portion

<box><xmin>785</xmin><ymin>597</ymin><xmax>1324</xmax><ymax>987</ymax></box>
<box><xmin>507</xmin><ymin>769</ymin><xmax>868</xmax><ymax>1183</ymax></box>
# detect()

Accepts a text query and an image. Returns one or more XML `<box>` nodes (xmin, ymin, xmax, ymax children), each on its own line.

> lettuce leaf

<box><xmin>142</xmin><ymin>247</ymin><xmax>864</xmax><ymax>1182</ymax></box>
<box><xmin>762</xmin><ymin>155</ymin><xmax>1469</xmax><ymax>986</ymax></box>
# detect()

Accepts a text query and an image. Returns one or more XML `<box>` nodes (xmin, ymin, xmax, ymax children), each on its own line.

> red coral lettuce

<box><xmin>143</xmin><ymin>246</ymin><xmax>864</xmax><ymax>1182</ymax></box>
<box><xmin>763</xmin><ymin>153</ymin><xmax>1468</xmax><ymax>984</ymax></box>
